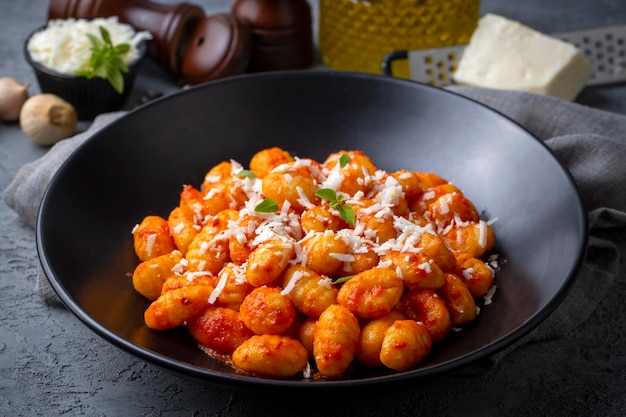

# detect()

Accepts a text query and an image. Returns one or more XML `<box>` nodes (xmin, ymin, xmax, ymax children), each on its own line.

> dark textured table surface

<box><xmin>2</xmin><ymin>1</ymin><xmax>626</xmax><ymax>416</ymax></box>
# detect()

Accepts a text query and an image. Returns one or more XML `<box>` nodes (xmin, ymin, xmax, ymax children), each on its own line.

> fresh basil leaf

<box><xmin>332</xmin><ymin>276</ymin><xmax>353</xmax><ymax>285</ymax></box>
<box><xmin>117</xmin><ymin>59</ymin><xmax>129</xmax><ymax>73</ymax></box>
<box><xmin>86</xmin><ymin>33</ymin><xmax>102</xmax><ymax>49</ymax></box>
<box><xmin>339</xmin><ymin>153</ymin><xmax>350</xmax><ymax>168</ymax></box>
<box><xmin>338</xmin><ymin>204</ymin><xmax>356</xmax><ymax>226</ymax></box>
<box><xmin>237</xmin><ymin>169</ymin><xmax>256</xmax><ymax>179</ymax></box>
<box><xmin>99</xmin><ymin>26</ymin><xmax>112</xmax><ymax>46</ymax></box>
<box><xmin>314</xmin><ymin>188</ymin><xmax>337</xmax><ymax>202</ymax></box>
<box><xmin>115</xmin><ymin>43</ymin><xmax>131</xmax><ymax>55</ymax></box>
<box><xmin>255</xmin><ymin>198</ymin><xmax>278</xmax><ymax>213</ymax></box>
<box><xmin>78</xmin><ymin>26</ymin><xmax>131</xmax><ymax>94</ymax></box>
<box><xmin>109</xmin><ymin>70</ymin><xmax>124</xmax><ymax>94</ymax></box>
<box><xmin>90</xmin><ymin>50</ymin><xmax>105</xmax><ymax>70</ymax></box>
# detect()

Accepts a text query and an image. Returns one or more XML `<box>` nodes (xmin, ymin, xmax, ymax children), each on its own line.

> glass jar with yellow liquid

<box><xmin>318</xmin><ymin>0</ymin><xmax>480</xmax><ymax>79</ymax></box>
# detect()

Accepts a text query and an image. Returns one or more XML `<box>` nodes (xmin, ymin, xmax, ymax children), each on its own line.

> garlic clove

<box><xmin>20</xmin><ymin>93</ymin><xmax>78</xmax><ymax>146</ymax></box>
<box><xmin>0</xmin><ymin>77</ymin><xmax>29</xmax><ymax>122</ymax></box>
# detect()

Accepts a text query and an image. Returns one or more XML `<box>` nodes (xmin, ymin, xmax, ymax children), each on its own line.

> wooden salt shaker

<box><xmin>231</xmin><ymin>0</ymin><xmax>314</xmax><ymax>72</ymax></box>
<box><xmin>180</xmin><ymin>13</ymin><xmax>253</xmax><ymax>85</ymax></box>
<box><xmin>47</xmin><ymin>0</ymin><xmax>205</xmax><ymax>75</ymax></box>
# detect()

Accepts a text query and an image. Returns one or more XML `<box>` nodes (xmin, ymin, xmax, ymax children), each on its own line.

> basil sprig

<box><xmin>314</xmin><ymin>188</ymin><xmax>356</xmax><ymax>226</ymax></box>
<box><xmin>76</xmin><ymin>26</ymin><xmax>131</xmax><ymax>94</ymax></box>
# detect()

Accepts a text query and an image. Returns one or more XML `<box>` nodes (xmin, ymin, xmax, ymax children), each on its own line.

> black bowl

<box><xmin>24</xmin><ymin>25</ymin><xmax>146</xmax><ymax>121</ymax></box>
<box><xmin>36</xmin><ymin>71</ymin><xmax>587</xmax><ymax>392</ymax></box>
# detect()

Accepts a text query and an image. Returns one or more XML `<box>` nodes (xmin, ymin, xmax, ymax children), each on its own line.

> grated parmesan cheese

<box><xmin>292</xmin><ymin>157</ymin><xmax>311</xmax><ymax>169</ymax></box>
<box><xmin>377</xmin><ymin>259</ymin><xmax>393</xmax><ymax>269</ymax></box>
<box><xmin>322</xmin><ymin>169</ymin><xmax>344</xmax><ymax>191</ymax></box>
<box><xmin>229</xmin><ymin>159</ymin><xmax>244</xmax><ymax>175</ymax></box>
<box><xmin>208</xmin><ymin>272</ymin><xmax>229</xmax><ymax>304</ymax></box>
<box><xmin>199</xmin><ymin>241</ymin><xmax>210</xmax><ymax>255</ymax></box>
<box><xmin>204</xmin><ymin>175</ymin><xmax>222</xmax><ymax>184</ymax></box>
<box><xmin>186</xmin><ymin>270</ymin><xmax>213</xmax><ymax>279</ymax></box>
<box><xmin>281</xmin><ymin>270</ymin><xmax>306</xmax><ymax>295</ymax></box>
<box><xmin>271</xmin><ymin>163</ymin><xmax>292</xmax><ymax>173</ymax></box>
<box><xmin>171</xmin><ymin>261</ymin><xmax>185</xmax><ymax>275</ymax></box>
<box><xmin>423</xmin><ymin>190</ymin><xmax>436</xmax><ymax>200</ymax></box>
<box><xmin>438</xmin><ymin>194</ymin><xmax>451</xmax><ymax>214</ymax></box>
<box><xmin>173</xmin><ymin>223</ymin><xmax>185</xmax><ymax>234</ymax></box>
<box><xmin>296</xmin><ymin>186</ymin><xmax>315</xmax><ymax>209</ymax></box>
<box><xmin>478</xmin><ymin>220</ymin><xmax>487</xmax><ymax>248</ymax></box>
<box><xmin>204</xmin><ymin>188</ymin><xmax>220</xmax><ymax>200</ymax></box>
<box><xmin>483</xmin><ymin>285</ymin><xmax>497</xmax><ymax>305</ymax></box>
<box><xmin>361</xmin><ymin>166</ymin><xmax>373</xmax><ymax>188</ymax></box>
<box><xmin>317</xmin><ymin>277</ymin><xmax>333</xmax><ymax>289</ymax></box>
<box><xmin>303</xmin><ymin>361</ymin><xmax>312</xmax><ymax>378</ymax></box>
<box><xmin>462</xmin><ymin>267</ymin><xmax>475</xmax><ymax>280</ymax></box>
<box><xmin>453</xmin><ymin>215</ymin><xmax>472</xmax><ymax>228</ymax></box>
<box><xmin>27</xmin><ymin>17</ymin><xmax>152</xmax><ymax>75</ymax></box>
<box><xmin>488</xmin><ymin>253</ymin><xmax>500</xmax><ymax>270</ymax></box>
<box><xmin>329</xmin><ymin>253</ymin><xmax>355</xmax><ymax>262</ymax></box>
<box><xmin>376</xmin><ymin>176</ymin><xmax>403</xmax><ymax>206</ymax></box>
<box><xmin>349</xmin><ymin>191</ymin><xmax>365</xmax><ymax>203</ymax></box>
<box><xmin>145</xmin><ymin>233</ymin><xmax>157</xmax><ymax>257</ymax></box>
<box><xmin>395</xmin><ymin>266</ymin><xmax>404</xmax><ymax>279</ymax></box>
<box><xmin>417</xmin><ymin>261</ymin><xmax>432</xmax><ymax>273</ymax></box>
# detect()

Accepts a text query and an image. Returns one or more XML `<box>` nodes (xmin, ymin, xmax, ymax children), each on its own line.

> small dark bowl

<box><xmin>24</xmin><ymin>25</ymin><xmax>147</xmax><ymax>121</ymax></box>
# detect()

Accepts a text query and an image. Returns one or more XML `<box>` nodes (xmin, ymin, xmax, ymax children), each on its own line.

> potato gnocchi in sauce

<box><xmin>131</xmin><ymin>147</ymin><xmax>497</xmax><ymax>379</ymax></box>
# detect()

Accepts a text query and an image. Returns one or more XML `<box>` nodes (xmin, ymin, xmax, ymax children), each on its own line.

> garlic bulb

<box><xmin>20</xmin><ymin>94</ymin><xmax>78</xmax><ymax>146</ymax></box>
<box><xmin>0</xmin><ymin>77</ymin><xmax>29</xmax><ymax>122</ymax></box>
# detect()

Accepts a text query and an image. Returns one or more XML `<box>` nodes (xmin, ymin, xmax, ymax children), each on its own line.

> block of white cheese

<box><xmin>452</xmin><ymin>14</ymin><xmax>594</xmax><ymax>101</ymax></box>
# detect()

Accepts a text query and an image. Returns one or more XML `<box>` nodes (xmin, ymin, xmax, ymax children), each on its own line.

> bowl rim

<box><xmin>36</xmin><ymin>70</ymin><xmax>589</xmax><ymax>391</ymax></box>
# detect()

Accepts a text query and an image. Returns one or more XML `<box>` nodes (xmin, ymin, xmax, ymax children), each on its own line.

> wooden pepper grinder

<box><xmin>47</xmin><ymin>0</ymin><xmax>205</xmax><ymax>75</ymax></box>
<box><xmin>231</xmin><ymin>0</ymin><xmax>314</xmax><ymax>72</ymax></box>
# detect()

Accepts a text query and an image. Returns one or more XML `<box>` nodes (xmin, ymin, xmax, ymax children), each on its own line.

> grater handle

<box><xmin>382</xmin><ymin>50</ymin><xmax>408</xmax><ymax>76</ymax></box>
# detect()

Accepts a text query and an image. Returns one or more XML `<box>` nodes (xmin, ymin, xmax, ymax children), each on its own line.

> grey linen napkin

<box><xmin>3</xmin><ymin>87</ymin><xmax>626</xmax><ymax>359</ymax></box>
<box><xmin>4</xmin><ymin>111</ymin><xmax>126</xmax><ymax>302</ymax></box>
<box><xmin>448</xmin><ymin>87</ymin><xmax>626</xmax><ymax>362</ymax></box>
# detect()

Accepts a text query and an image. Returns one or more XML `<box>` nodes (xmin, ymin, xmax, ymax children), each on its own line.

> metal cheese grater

<box><xmin>382</xmin><ymin>24</ymin><xmax>626</xmax><ymax>87</ymax></box>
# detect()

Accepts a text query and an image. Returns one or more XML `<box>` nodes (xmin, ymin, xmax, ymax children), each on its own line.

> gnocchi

<box><xmin>131</xmin><ymin>147</ymin><xmax>498</xmax><ymax>379</ymax></box>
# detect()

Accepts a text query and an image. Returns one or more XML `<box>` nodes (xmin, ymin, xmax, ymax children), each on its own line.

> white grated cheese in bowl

<box><xmin>27</xmin><ymin>17</ymin><xmax>153</xmax><ymax>75</ymax></box>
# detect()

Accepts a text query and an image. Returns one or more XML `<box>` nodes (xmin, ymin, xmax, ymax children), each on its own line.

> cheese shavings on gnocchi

<box><xmin>131</xmin><ymin>147</ymin><xmax>497</xmax><ymax>379</ymax></box>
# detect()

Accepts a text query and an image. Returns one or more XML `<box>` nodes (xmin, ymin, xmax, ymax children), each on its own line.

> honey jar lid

<box><xmin>180</xmin><ymin>13</ymin><xmax>252</xmax><ymax>85</ymax></box>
